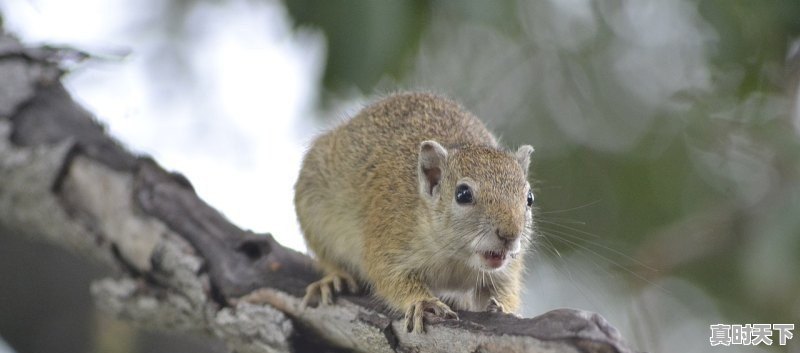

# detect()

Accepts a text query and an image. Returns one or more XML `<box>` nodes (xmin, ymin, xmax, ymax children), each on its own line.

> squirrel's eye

<box><xmin>526</xmin><ymin>190</ymin><xmax>534</xmax><ymax>207</ymax></box>
<box><xmin>455</xmin><ymin>184</ymin><xmax>473</xmax><ymax>204</ymax></box>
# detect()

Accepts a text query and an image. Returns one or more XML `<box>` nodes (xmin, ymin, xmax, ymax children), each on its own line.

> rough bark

<box><xmin>0</xmin><ymin>29</ymin><xmax>637</xmax><ymax>353</ymax></box>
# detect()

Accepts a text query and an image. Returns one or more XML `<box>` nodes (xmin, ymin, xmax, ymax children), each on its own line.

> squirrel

<box><xmin>294</xmin><ymin>92</ymin><xmax>534</xmax><ymax>333</ymax></box>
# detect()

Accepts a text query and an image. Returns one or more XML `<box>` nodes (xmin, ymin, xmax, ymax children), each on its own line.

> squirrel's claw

<box><xmin>300</xmin><ymin>272</ymin><xmax>359</xmax><ymax>309</ymax></box>
<box><xmin>486</xmin><ymin>297</ymin><xmax>506</xmax><ymax>313</ymax></box>
<box><xmin>404</xmin><ymin>298</ymin><xmax>458</xmax><ymax>333</ymax></box>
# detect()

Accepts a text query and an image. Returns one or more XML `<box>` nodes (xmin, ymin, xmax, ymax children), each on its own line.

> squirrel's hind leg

<box><xmin>301</xmin><ymin>262</ymin><xmax>359</xmax><ymax>308</ymax></box>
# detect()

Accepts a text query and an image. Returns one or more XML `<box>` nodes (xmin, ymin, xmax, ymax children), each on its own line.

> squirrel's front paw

<box><xmin>486</xmin><ymin>297</ymin><xmax>506</xmax><ymax>313</ymax></box>
<box><xmin>486</xmin><ymin>297</ymin><xmax>521</xmax><ymax>317</ymax></box>
<box><xmin>404</xmin><ymin>298</ymin><xmax>458</xmax><ymax>333</ymax></box>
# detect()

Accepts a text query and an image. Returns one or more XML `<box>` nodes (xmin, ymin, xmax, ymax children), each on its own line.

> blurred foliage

<box><xmin>283</xmin><ymin>0</ymin><xmax>800</xmax><ymax>346</ymax></box>
<box><xmin>284</xmin><ymin>0</ymin><xmax>430</xmax><ymax>93</ymax></box>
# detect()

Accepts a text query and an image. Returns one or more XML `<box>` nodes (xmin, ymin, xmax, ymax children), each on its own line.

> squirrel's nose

<box><xmin>495</xmin><ymin>228</ymin><xmax>520</xmax><ymax>243</ymax></box>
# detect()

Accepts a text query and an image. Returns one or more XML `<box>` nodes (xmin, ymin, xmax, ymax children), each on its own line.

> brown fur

<box><xmin>295</xmin><ymin>92</ymin><xmax>534</xmax><ymax>333</ymax></box>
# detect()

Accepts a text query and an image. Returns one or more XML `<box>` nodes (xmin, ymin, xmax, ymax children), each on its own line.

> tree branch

<box><xmin>0</xmin><ymin>30</ymin><xmax>637</xmax><ymax>353</ymax></box>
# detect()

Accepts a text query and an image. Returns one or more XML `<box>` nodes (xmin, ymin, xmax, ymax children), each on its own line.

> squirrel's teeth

<box><xmin>483</xmin><ymin>250</ymin><xmax>507</xmax><ymax>260</ymax></box>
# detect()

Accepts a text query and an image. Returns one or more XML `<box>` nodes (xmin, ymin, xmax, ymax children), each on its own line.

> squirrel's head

<box><xmin>417</xmin><ymin>140</ymin><xmax>534</xmax><ymax>272</ymax></box>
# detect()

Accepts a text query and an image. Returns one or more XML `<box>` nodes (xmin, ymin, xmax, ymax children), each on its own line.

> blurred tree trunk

<box><xmin>0</xmin><ymin>29</ymin><xmax>635</xmax><ymax>353</ymax></box>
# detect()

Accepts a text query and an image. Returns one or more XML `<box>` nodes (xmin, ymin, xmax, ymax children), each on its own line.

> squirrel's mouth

<box><xmin>481</xmin><ymin>250</ymin><xmax>508</xmax><ymax>269</ymax></box>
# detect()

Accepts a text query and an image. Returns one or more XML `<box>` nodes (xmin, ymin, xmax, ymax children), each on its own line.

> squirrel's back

<box><xmin>316</xmin><ymin>92</ymin><xmax>496</xmax><ymax>194</ymax></box>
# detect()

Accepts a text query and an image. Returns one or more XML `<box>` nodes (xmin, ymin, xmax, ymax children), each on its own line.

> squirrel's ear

<box><xmin>515</xmin><ymin>145</ymin><xmax>534</xmax><ymax>176</ymax></box>
<box><xmin>418</xmin><ymin>140</ymin><xmax>448</xmax><ymax>197</ymax></box>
